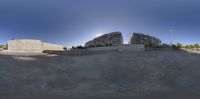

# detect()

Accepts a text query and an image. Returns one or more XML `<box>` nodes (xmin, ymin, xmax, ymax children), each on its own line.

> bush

<box><xmin>76</xmin><ymin>45</ymin><xmax>85</xmax><ymax>49</ymax></box>
<box><xmin>185</xmin><ymin>43</ymin><xmax>200</xmax><ymax>49</ymax></box>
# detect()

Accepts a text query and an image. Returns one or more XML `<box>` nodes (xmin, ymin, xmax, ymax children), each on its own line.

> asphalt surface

<box><xmin>0</xmin><ymin>50</ymin><xmax>200</xmax><ymax>98</ymax></box>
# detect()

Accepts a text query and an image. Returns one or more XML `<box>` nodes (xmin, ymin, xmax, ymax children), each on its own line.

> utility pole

<box><xmin>108</xmin><ymin>33</ymin><xmax>109</xmax><ymax>47</ymax></box>
<box><xmin>170</xmin><ymin>29</ymin><xmax>173</xmax><ymax>48</ymax></box>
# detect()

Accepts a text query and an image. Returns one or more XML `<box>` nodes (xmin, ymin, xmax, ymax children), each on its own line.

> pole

<box><xmin>108</xmin><ymin>33</ymin><xmax>109</xmax><ymax>47</ymax></box>
<box><xmin>170</xmin><ymin>29</ymin><xmax>173</xmax><ymax>48</ymax></box>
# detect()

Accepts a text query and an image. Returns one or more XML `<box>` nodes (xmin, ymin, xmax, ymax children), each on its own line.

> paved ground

<box><xmin>0</xmin><ymin>50</ymin><xmax>200</xmax><ymax>98</ymax></box>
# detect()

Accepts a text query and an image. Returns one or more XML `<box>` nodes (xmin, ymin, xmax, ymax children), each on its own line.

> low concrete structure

<box><xmin>8</xmin><ymin>39</ymin><xmax>42</xmax><ymax>52</ymax></box>
<box><xmin>42</xmin><ymin>43</ymin><xmax>65</xmax><ymax>51</ymax></box>
<box><xmin>182</xmin><ymin>48</ymin><xmax>200</xmax><ymax>54</ymax></box>
<box><xmin>87</xmin><ymin>44</ymin><xmax>145</xmax><ymax>52</ymax></box>
<box><xmin>87</xmin><ymin>46</ymin><xmax>118</xmax><ymax>51</ymax></box>
<box><xmin>118</xmin><ymin>44</ymin><xmax>145</xmax><ymax>51</ymax></box>
<box><xmin>7</xmin><ymin>39</ymin><xmax>65</xmax><ymax>52</ymax></box>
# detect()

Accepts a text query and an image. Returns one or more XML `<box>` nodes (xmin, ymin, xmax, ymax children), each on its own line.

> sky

<box><xmin>0</xmin><ymin>0</ymin><xmax>200</xmax><ymax>47</ymax></box>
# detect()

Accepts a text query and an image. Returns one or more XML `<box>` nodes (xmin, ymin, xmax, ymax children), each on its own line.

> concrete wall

<box><xmin>42</xmin><ymin>43</ymin><xmax>64</xmax><ymax>51</ymax></box>
<box><xmin>7</xmin><ymin>39</ymin><xmax>65</xmax><ymax>52</ymax></box>
<box><xmin>182</xmin><ymin>48</ymin><xmax>200</xmax><ymax>54</ymax></box>
<box><xmin>87</xmin><ymin>46</ymin><xmax>118</xmax><ymax>51</ymax></box>
<box><xmin>118</xmin><ymin>44</ymin><xmax>145</xmax><ymax>51</ymax></box>
<box><xmin>7</xmin><ymin>39</ymin><xmax>42</xmax><ymax>52</ymax></box>
<box><xmin>87</xmin><ymin>44</ymin><xmax>145</xmax><ymax>52</ymax></box>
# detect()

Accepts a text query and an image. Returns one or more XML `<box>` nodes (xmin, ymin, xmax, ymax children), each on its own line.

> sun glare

<box><xmin>95</xmin><ymin>33</ymin><xmax>103</xmax><ymax>37</ymax></box>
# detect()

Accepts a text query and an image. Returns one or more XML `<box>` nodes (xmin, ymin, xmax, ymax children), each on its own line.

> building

<box><xmin>7</xmin><ymin>39</ymin><xmax>65</xmax><ymax>52</ymax></box>
<box><xmin>130</xmin><ymin>33</ymin><xmax>161</xmax><ymax>46</ymax></box>
<box><xmin>85</xmin><ymin>32</ymin><xmax>123</xmax><ymax>47</ymax></box>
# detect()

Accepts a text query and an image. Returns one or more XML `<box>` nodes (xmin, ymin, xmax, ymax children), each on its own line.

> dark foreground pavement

<box><xmin>0</xmin><ymin>50</ymin><xmax>200</xmax><ymax>98</ymax></box>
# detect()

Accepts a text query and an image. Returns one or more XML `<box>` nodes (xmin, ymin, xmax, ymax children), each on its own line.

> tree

<box><xmin>194</xmin><ymin>43</ymin><xmax>200</xmax><ymax>48</ymax></box>
<box><xmin>189</xmin><ymin>44</ymin><xmax>194</xmax><ymax>49</ymax></box>
<box><xmin>145</xmin><ymin>41</ymin><xmax>153</xmax><ymax>48</ymax></box>
<box><xmin>105</xmin><ymin>43</ymin><xmax>112</xmax><ymax>46</ymax></box>
<box><xmin>185</xmin><ymin>45</ymin><xmax>190</xmax><ymax>49</ymax></box>
<box><xmin>76</xmin><ymin>45</ymin><xmax>85</xmax><ymax>49</ymax></box>
<box><xmin>0</xmin><ymin>45</ymin><xmax>3</xmax><ymax>48</ymax></box>
<box><xmin>172</xmin><ymin>44</ymin><xmax>177</xmax><ymax>50</ymax></box>
<box><xmin>96</xmin><ymin>44</ymin><xmax>103</xmax><ymax>47</ymax></box>
<box><xmin>72</xmin><ymin>46</ymin><xmax>76</xmax><ymax>49</ymax></box>
<box><xmin>63</xmin><ymin>47</ymin><xmax>67</xmax><ymax>51</ymax></box>
<box><xmin>0</xmin><ymin>45</ymin><xmax>5</xmax><ymax>50</ymax></box>
<box><xmin>176</xmin><ymin>43</ymin><xmax>182</xmax><ymax>49</ymax></box>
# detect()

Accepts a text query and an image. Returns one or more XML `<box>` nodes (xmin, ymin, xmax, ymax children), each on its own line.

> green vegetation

<box><xmin>184</xmin><ymin>43</ymin><xmax>200</xmax><ymax>49</ymax></box>
<box><xmin>174</xmin><ymin>43</ymin><xmax>182</xmax><ymax>50</ymax></box>
<box><xmin>145</xmin><ymin>41</ymin><xmax>153</xmax><ymax>48</ymax></box>
<box><xmin>96</xmin><ymin>44</ymin><xmax>104</xmax><ymax>47</ymax></box>
<box><xmin>164</xmin><ymin>43</ymin><xmax>200</xmax><ymax>50</ymax></box>
<box><xmin>146</xmin><ymin>43</ymin><xmax>171</xmax><ymax>49</ymax></box>
<box><xmin>72</xmin><ymin>45</ymin><xmax>86</xmax><ymax>49</ymax></box>
<box><xmin>149</xmin><ymin>43</ymin><xmax>183</xmax><ymax>50</ymax></box>
<box><xmin>105</xmin><ymin>44</ymin><xmax>112</xmax><ymax>46</ymax></box>
<box><xmin>86</xmin><ymin>44</ymin><xmax>112</xmax><ymax>48</ymax></box>
<box><xmin>71</xmin><ymin>43</ymin><xmax>200</xmax><ymax>51</ymax></box>
<box><xmin>0</xmin><ymin>45</ymin><xmax>6</xmax><ymax>50</ymax></box>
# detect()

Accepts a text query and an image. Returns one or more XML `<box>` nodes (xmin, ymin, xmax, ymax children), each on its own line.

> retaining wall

<box><xmin>118</xmin><ymin>44</ymin><xmax>145</xmax><ymax>51</ymax></box>
<box><xmin>7</xmin><ymin>39</ymin><xmax>65</xmax><ymax>52</ymax></box>
<box><xmin>7</xmin><ymin>39</ymin><xmax>42</xmax><ymax>52</ymax></box>
<box><xmin>87</xmin><ymin>44</ymin><xmax>145</xmax><ymax>52</ymax></box>
<box><xmin>42</xmin><ymin>43</ymin><xmax>65</xmax><ymax>51</ymax></box>
<box><xmin>87</xmin><ymin>46</ymin><xmax>118</xmax><ymax>51</ymax></box>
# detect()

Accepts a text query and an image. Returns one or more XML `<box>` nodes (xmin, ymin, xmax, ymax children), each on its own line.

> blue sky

<box><xmin>0</xmin><ymin>0</ymin><xmax>200</xmax><ymax>47</ymax></box>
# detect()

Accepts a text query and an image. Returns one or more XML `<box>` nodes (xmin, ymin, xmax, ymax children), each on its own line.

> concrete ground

<box><xmin>0</xmin><ymin>50</ymin><xmax>200</xmax><ymax>98</ymax></box>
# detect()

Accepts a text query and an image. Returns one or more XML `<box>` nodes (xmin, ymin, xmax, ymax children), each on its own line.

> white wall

<box><xmin>42</xmin><ymin>43</ymin><xmax>65</xmax><ymax>51</ymax></box>
<box><xmin>7</xmin><ymin>39</ymin><xmax>65</xmax><ymax>52</ymax></box>
<box><xmin>7</xmin><ymin>39</ymin><xmax>42</xmax><ymax>52</ymax></box>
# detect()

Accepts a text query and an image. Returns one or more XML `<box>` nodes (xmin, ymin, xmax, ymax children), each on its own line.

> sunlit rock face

<box><xmin>7</xmin><ymin>39</ymin><xmax>65</xmax><ymax>53</ymax></box>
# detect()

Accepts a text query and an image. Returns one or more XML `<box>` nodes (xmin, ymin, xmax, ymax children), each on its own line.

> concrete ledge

<box><xmin>182</xmin><ymin>48</ymin><xmax>200</xmax><ymax>54</ymax></box>
<box><xmin>87</xmin><ymin>46</ymin><xmax>118</xmax><ymax>51</ymax></box>
<box><xmin>118</xmin><ymin>44</ymin><xmax>145</xmax><ymax>51</ymax></box>
<box><xmin>87</xmin><ymin>44</ymin><xmax>145</xmax><ymax>52</ymax></box>
<box><xmin>0</xmin><ymin>50</ymin><xmax>46</xmax><ymax>56</ymax></box>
